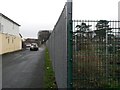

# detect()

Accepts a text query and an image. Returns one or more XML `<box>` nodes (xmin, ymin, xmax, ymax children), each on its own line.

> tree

<box><xmin>75</xmin><ymin>23</ymin><xmax>92</xmax><ymax>51</ymax></box>
<box><xmin>76</xmin><ymin>22</ymin><xmax>92</xmax><ymax>39</ymax></box>
<box><xmin>95</xmin><ymin>20</ymin><xmax>112</xmax><ymax>42</ymax></box>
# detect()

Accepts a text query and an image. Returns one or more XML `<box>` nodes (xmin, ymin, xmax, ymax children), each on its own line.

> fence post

<box><xmin>67</xmin><ymin>0</ymin><xmax>73</xmax><ymax>88</ymax></box>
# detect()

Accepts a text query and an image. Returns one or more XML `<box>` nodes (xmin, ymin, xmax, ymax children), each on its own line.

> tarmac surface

<box><xmin>2</xmin><ymin>47</ymin><xmax>45</xmax><ymax>88</ymax></box>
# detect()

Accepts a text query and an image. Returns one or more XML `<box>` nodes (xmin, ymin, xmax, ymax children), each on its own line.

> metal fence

<box><xmin>46</xmin><ymin>0</ymin><xmax>120</xmax><ymax>88</ymax></box>
<box><xmin>72</xmin><ymin>20</ymin><xmax>120</xmax><ymax>88</ymax></box>
<box><xmin>46</xmin><ymin>1</ymin><xmax>72</xmax><ymax>88</ymax></box>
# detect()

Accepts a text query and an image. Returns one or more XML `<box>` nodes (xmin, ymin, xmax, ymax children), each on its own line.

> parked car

<box><xmin>30</xmin><ymin>43</ymin><xmax>38</xmax><ymax>51</ymax></box>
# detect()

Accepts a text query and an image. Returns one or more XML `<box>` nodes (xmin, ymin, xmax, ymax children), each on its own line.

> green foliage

<box><xmin>44</xmin><ymin>48</ymin><xmax>57</xmax><ymax>88</ymax></box>
<box><xmin>73</xmin><ymin>38</ymin><xmax>120</xmax><ymax>88</ymax></box>
<box><xmin>73</xmin><ymin>20</ymin><xmax>120</xmax><ymax>88</ymax></box>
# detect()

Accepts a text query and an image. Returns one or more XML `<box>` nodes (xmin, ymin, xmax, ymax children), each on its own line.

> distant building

<box><xmin>38</xmin><ymin>30</ymin><xmax>51</xmax><ymax>45</ymax></box>
<box><xmin>24</xmin><ymin>38</ymin><xmax>39</xmax><ymax>47</ymax></box>
<box><xmin>0</xmin><ymin>13</ymin><xmax>22</xmax><ymax>54</ymax></box>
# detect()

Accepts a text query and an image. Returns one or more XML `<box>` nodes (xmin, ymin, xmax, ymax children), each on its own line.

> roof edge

<box><xmin>0</xmin><ymin>13</ymin><xmax>21</xmax><ymax>26</ymax></box>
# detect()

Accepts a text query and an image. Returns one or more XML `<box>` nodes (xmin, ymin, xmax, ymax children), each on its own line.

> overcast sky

<box><xmin>0</xmin><ymin>0</ymin><xmax>119</xmax><ymax>39</ymax></box>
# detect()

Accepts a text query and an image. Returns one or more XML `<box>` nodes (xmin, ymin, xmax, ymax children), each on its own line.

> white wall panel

<box><xmin>0</xmin><ymin>16</ymin><xmax>20</xmax><ymax>36</ymax></box>
<box><xmin>0</xmin><ymin>23</ymin><xmax>1</xmax><ymax>33</ymax></box>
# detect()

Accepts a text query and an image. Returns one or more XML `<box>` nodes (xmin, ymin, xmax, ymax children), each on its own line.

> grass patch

<box><xmin>44</xmin><ymin>48</ymin><xmax>57</xmax><ymax>88</ymax></box>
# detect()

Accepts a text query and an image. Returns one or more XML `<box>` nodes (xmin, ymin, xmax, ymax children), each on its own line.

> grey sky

<box><xmin>0</xmin><ymin>0</ymin><xmax>119</xmax><ymax>39</ymax></box>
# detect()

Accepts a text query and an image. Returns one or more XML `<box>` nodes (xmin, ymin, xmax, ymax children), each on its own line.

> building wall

<box><xmin>0</xmin><ymin>33</ymin><xmax>2</xmax><ymax>55</ymax></box>
<box><xmin>0</xmin><ymin>33</ymin><xmax>22</xmax><ymax>55</ymax></box>
<box><xmin>0</xmin><ymin>15</ymin><xmax>19</xmax><ymax>36</ymax></box>
<box><xmin>0</xmin><ymin>15</ymin><xmax>1</xmax><ymax>31</ymax></box>
<box><xmin>0</xmin><ymin>14</ymin><xmax>21</xmax><ymax>55</ymax></box>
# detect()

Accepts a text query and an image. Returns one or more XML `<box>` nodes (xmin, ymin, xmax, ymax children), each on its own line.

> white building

<box><xmin>0</xmin><ymin>13</ymin><xmax>22</xmax><ymax>54</ymax></box>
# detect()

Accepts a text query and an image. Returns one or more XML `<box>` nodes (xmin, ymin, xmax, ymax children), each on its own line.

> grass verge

<box><xmin>44</xmin><ymin>48</ymin><xmax>57</xmax><ymax>88</ymax></box>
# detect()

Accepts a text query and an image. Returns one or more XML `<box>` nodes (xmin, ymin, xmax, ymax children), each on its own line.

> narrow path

<box><xmin>2</xmin><ymin>46</ymin><xmax>45</xmax><ymax>88</ymax></box>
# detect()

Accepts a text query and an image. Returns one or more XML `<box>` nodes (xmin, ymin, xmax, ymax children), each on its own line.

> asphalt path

<box><xmin>2</xmin><ymin>47</ymin><xmax>45</xmax><ymax>88</ymax></box>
